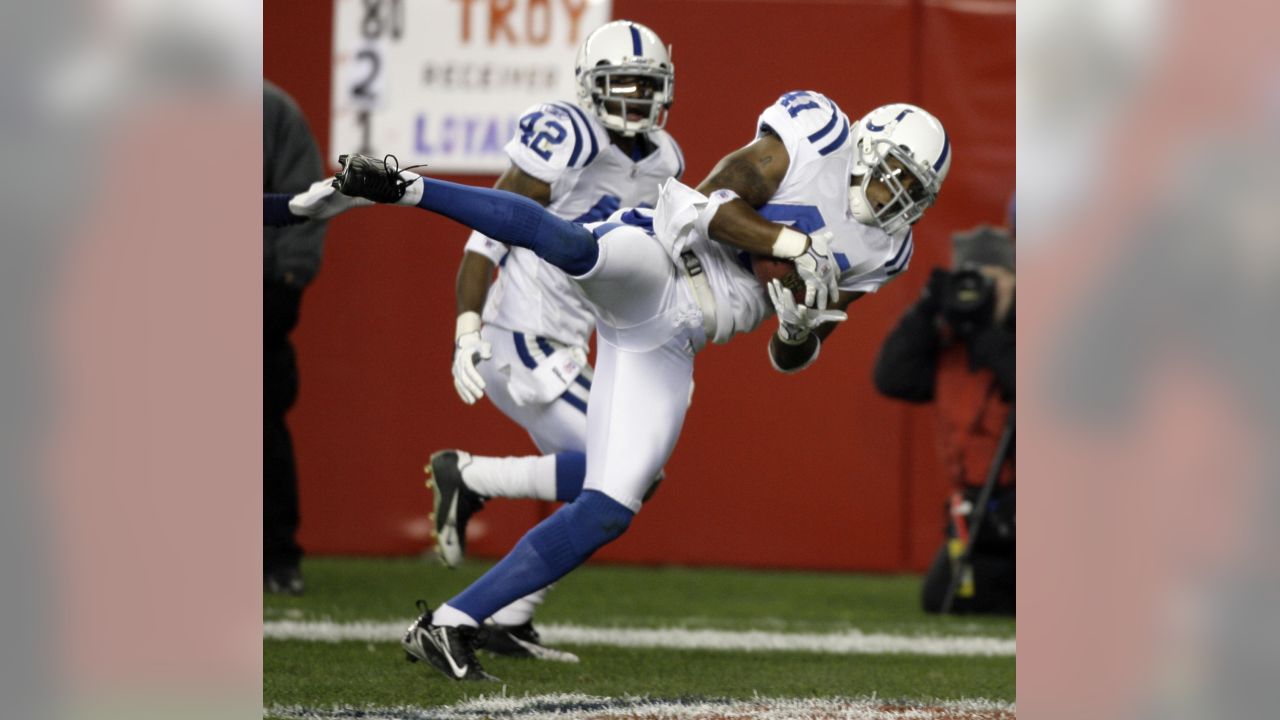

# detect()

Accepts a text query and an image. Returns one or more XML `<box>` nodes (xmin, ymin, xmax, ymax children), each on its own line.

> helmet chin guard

<box><xmin>575</xmin><ymin>21</ymin><xmax>674</xmax><ymax>136</ymax></box>
<box><xmin>848</xmin><ymin>104</ymin><xmax>951</xmax><ymax>234</ymax></box>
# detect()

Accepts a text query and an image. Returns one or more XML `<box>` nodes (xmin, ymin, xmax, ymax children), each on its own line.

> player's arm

<box><xmin>768</xmin><ymin>289</ymin><xmax>865</xmax><ymax>373</ymax></box>
<box><xmin>451</xmin><ymin>164</ymin><xmax>552</xmax><ymax>404</ymax></box>
<box><xmin>693</xmin><ymin>129</ymin><xmax>839</xmax><ymax>308</ymax></box>
<box><xmin>693</xmin><ymin>129</ymin><xmax>791</xmax><ymax>253</ymax></box>
<box><xmin>264</xmin><ymin>193</ymin><xmax>306</xmax><ymax>227</ymax></box>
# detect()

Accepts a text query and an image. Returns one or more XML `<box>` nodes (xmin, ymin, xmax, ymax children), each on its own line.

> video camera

<box><xmin>927</xmin><ymin>224</ymin><xmax>1015</xmax><ymax>336</ymax></box>
<box><xmin>938</xmin><ymin>266</ymin><xmax>996</xmax><ymax>336</ymax></box>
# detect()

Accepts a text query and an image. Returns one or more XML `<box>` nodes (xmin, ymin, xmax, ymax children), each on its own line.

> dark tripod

<box><xmin>941</xmin><ymin>406</ymin><xmax>1015</xmax><ymax>615</ymax></box>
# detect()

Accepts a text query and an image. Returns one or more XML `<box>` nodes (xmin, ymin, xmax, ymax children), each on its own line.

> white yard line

<box><xmin>263</xmin><ymin>619</ymin><xmax>1014</xmax><ymax>657</ymax></box>
<box><xmin>266</xmin><ymin>695</ymin><xmax>1016</xmax><ymax>720</ymax></box>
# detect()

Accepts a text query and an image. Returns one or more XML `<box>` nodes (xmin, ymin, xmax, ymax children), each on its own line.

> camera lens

<box><xmin>941</xmin><ymin>268</ymin><xmax>995</xmax><ymax>333</ymax></box>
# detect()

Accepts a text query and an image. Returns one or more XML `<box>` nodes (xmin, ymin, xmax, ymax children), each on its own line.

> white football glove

<box><xmin>768</xmin><ymin>278</ymin><xmax>848</xmax><ymax>344</ymax></box>
<box><xmin>288</xmin><ymin>177</ymin><xmax>374</xmax><ymax>220</ymax></box>
<box><xmin>790</xmin><ymin>230</ymin><xmax>841</xmax><ymax>310</ymax></box>
<box><xmin>452</xmin><ymin>318</ymin><xmax>493</xmax><ymax>405</ymax></box>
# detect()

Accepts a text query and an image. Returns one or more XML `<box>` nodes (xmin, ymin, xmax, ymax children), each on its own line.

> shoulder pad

<box><xmin>757</xmin><ymin>90</ymin><xmax>851</xmax><ymax>159</ymax></box>
<box><xmin>664</xmin><ymin>132</ymin><xmax>686</xmax><ymax>180</ymax></box>
<box><xmin>505</xmin><ymin>102</ymin><xmax>604</xmax><ymax>182</ymax></box>
<box><xmin>645</xmin><ymin>129</ymin><xmax>686</xmax><ymax>180</ymax></box>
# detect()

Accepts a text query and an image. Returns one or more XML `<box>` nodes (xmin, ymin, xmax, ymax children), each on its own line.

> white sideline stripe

<box><xmin>263</xmin><ymin>619</ymin><xmax>1014</xmax><ymax>657</ymax></box>
<box><xmin>266</xmin><ymin>695</ymin><xmax>1016</xmax><ymax>720</ymax></box>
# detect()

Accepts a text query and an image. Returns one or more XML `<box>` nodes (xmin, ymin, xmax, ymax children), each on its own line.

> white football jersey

<box><xmin>646</xmin><ymin>91</ymin><xmax>914</xmax><ymax>344</ymax></box>
<box><xmin>465</xmin><ymin>101</ymin><xmax>685</xmax><ymax>348</ymax></box>
<box><xmin>754</xmin><ymin>90</ymin><xmax>914</xmax><ymax>295</ymax></box>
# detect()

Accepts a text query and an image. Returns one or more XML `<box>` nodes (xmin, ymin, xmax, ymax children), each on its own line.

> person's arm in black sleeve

<box><xmin>873</xmin><ymin>270</ymin><xmax>946</xmax><ymax>403</ymax></box>
<box><xmin>264</xmin><ymin>193</ymin><xmax>307</xmax><ymax>227</ymax></box>
<box><xmin>964</xmin><ymin>266</ymin><xmax>1015</xmax><ymax>399</ymax></box>
<box><xmin>967</xmin><ymin>320</ymin><xmax>1015</xmax><ymax>399</ymax></box>
<box><xmin>264</xmin><ymin>83</ymin><xmax>326</xmax><ymax>287</ymax></box>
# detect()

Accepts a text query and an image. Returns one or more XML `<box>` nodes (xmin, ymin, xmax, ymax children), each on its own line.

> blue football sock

<box><xmin>418</xmin><ymin>178</ymin><xmax>599</xmax><ymax>275</ymax></box>
<box><xmin>554</xmin><ymin>451</ymin><xmax>586</xmax><ymax>502</ymax></box>
<box><xmin>449</xmin><ymin>490</ymin><xmax>633</xmax><ymax>623</ymax></box>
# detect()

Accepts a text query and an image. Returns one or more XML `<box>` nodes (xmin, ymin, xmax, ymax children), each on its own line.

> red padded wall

<box><xmin>264</xmin><ymin>0</ymin><xmax>1014</xmax><ymax>571</ymax></box>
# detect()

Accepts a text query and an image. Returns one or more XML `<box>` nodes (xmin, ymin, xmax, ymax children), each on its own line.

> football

<box><xmin>750</xmin><ymin>255</ymin><xmax>805</xmax><ymax>301</ymax></box>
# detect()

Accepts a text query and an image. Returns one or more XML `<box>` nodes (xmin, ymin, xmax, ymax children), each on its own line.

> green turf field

<box><xmin>264</xmin><ymin>557</ymin><xmax>1015</xmax><ymax>718</ymax></box>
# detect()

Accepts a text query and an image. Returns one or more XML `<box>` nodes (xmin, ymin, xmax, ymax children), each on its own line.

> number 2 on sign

<box><xmin>349</xmin><ymin>0</ymin><xmax>403</xmax><ymax>156</ymax></box>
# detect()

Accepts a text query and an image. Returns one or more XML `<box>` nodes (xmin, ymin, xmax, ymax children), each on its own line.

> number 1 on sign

<box><xmin>356</xmin><ymin>110</ymin><xmax>372</xmax><ymax>156</ymax></box>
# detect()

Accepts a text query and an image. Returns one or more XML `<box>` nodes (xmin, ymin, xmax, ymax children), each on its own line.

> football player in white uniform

<box><xmin>428</xmin><ymin>20</ymin><xmax>683</xmax><ymax>662</ymax></box>
<box><xmin>333</xmin><ymin>92</ymin><xmax>950</xmax><ymax>682</ymax></box>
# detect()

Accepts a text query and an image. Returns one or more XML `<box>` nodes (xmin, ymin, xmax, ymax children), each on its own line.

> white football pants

<box><xmin>476</xmin><ymin>325</ymin><xmax>589</xmax><ymax>456</ymax></box>
<box><xmin>573</xmin><ymin>224</ymin><xmax>704</xmax><ymax>512</ymax></box>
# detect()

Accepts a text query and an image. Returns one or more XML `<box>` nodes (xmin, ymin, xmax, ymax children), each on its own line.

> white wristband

<box><xmin>455</xmin><ymin>311</ymin><xmax>482</xmax><ymax>342</ymax></box>
<box><xmin>771</xmin><ymin>226</ymin><xmax>808</xmax><ymax>259</ymax></box>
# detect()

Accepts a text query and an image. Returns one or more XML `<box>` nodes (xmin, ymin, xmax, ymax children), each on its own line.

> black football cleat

<box><xmin>401</xmin><ymin>601</ymin><xmax>499</xmax><ymax>682</ymax></box>
<box><xmin>481</xmin><ymin>621</ymin><xmax>579</xmax><ymax>663</ymax></box>
<box><xmin>426</xmin><ymin>450</ymin><xmax>487</xmax><ymax>568</ymax></box>
<box><xmin>332</xmin><ymin>153</ymin><xmax>422</xmax><ymax>203</ymax></box>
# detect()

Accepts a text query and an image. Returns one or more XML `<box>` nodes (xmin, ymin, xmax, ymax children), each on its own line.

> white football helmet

<box><xmin>848</xmin><ymin>104</ymin><xmax>951</xmax><ymax>236</ymax></box>
<box><xmin>575</xmin><ymin>20</ymin><xmax>674</xmax><ymax>136</ymax></box>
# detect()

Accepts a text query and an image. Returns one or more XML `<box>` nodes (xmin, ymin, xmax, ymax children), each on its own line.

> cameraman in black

<box><xmin>874</xmin><ymin>225</ymin><xmax>1015</xmax><ymax>615</ymax></box>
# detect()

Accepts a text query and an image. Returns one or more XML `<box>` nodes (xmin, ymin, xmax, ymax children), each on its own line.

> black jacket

<box><xmin>874</xmin><ymin>299</ymin><xmax>1015</xmax><ymax>403</ymax></box>
<box><xmin>264</xmin><ymin>81</ymin><xmax>326</xmax><ymax>287</ymax></box>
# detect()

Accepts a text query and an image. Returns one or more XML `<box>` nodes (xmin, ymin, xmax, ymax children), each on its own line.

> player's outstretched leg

<box><xmin>333</xmin><ymin>153</ymin><xmax>600</xmax><ymax>276</ymax></box>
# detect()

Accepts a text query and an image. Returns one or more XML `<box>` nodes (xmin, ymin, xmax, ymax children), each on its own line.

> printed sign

<box><xmin>332</xmin><ymin>0</ymin><xmax>612</xmax><ymax>173</ymax></box>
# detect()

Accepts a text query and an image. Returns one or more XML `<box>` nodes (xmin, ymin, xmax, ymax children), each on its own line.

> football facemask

<box><xmin>850</xmin><ymin>146</ymin><xmax>939</xmax><ymax>236</ymax></box>
<box><xmin>848</xmin><ymin>104</ymin><xmax>951</xmax><ymax>235</ymax></box>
